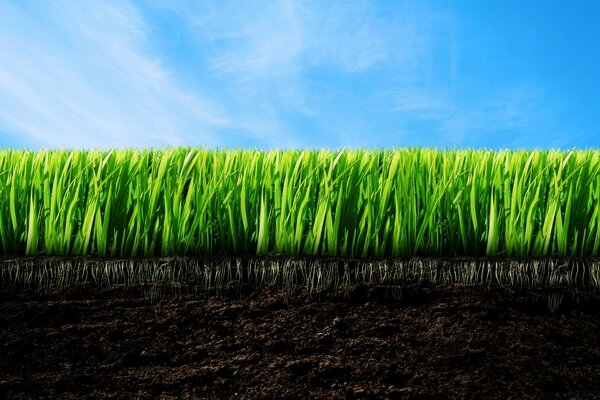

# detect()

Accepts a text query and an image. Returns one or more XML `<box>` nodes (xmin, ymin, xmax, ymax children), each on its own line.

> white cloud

<box><xmin>386</xmin><ymin>85</ymin><xmax>549</xmax><ymax>148</ymax></box>
<box><xmin>183</xmin><ymin>0</ymin><xmax>389</xmax><ymax>78</ymax></box>
<box><xmin>1</xmin><ymin>0</ymin><xmax>548</xmax><ymax>150</ymax></box>
<box><xmin>0</xmin><ymin>0</ymin><xmax>228</xmax><ymax>149</ymax></box>
<box><xmin>301</xmin><ymin>0</ymin><xmax>389</xmax><ymax>72</ymax></box>
<box><xmin>150</xmin><ymin>0</ymin><xmax>400</xmax><ymax>148</ymax></box>
<box><xmin>209</xmin><ymin>1</ymin><xmax>304</xmax><ymax>80</ymax></box>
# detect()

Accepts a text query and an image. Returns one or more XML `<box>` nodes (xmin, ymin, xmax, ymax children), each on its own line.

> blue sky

<box><xmin>1</xmin><ymin>0</ymin><xmax>599</xmax><ymax>150</ymax></box>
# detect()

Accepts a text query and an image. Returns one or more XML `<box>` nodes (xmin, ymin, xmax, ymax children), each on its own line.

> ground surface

<box><xmin>1</xmin><ymin>284</ymin><xmax>599</xmax><ymax>399</ymax></box>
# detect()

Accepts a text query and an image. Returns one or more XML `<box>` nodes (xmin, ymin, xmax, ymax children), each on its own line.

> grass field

<box><xmin>1</xmin><ymin>148</ymin><xmax>599</xmax><ymax>303</ymax></box>
<box><xmin>0</xmin><ymin>148</ymin><xmax>599</xmax><ymax>258</ymax></box>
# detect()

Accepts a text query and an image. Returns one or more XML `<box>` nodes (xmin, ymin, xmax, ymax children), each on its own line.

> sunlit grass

<box><xmin>0</xmin><ymin>148</ymin><xmax>598</xmax><ymax>258</ymax></box>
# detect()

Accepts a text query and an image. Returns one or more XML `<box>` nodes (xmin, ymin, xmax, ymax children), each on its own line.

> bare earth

<box><xmin>1</xmin><ymin>284</ymin><xmax>599</xmax><ymax>399</ymax></box>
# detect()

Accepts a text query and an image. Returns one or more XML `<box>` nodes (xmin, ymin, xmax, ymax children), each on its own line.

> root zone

<box><xmin>2</xmin><ymin>256</ymin><xmax>599</xmax><ymax>311</ymax></box>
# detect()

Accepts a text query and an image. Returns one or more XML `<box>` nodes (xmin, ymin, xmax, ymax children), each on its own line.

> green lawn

<box><xmin>0</xmin><ymin>148</ymin><xmax>598</xmax><ymax>258</ymax></box>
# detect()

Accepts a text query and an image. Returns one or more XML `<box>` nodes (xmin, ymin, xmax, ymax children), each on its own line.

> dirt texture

<box><xmin>1</xmin><ymin>285</ymin><xmax>599</xmax><ymax>399</ymax></box>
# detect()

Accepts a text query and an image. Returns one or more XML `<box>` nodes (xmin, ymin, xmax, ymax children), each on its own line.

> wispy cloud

<box><xmin>0</xmin><ymin>0</ymin><xmax>227</xmax><ymax>149</ymax></box>
<box><xmin>386</xmin><ymin>84</ymin><xmax>551</xmax><ymax>149</ymax></box>
<box><xmin>153</xmin><ymin>0</ymin><xmax>404</xmax><ymax>147</ymax></box>
<box><xmin>181</xmin><ymin>0</ymin><xmax>389</xmax><ymax>78</ymax></box>
<box><xmin>1</xmin><ymin>1</ymin><xmax>584</xmax><ymax>150</ymax></box>
<box><xmin>0</xmin><ymin>0</ymin><xmax>470</xmax><ymax>149</ymax></box>
<box><xmin>301</xmin><ymin>0</ymin><xmax>389</xmax><ymax>72</ymax></box>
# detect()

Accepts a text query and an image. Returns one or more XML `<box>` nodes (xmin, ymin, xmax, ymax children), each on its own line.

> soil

<box><xmin>1</xmin><ymin>284</ymin><xmax>599</xmax><ymax>399</ymax></box>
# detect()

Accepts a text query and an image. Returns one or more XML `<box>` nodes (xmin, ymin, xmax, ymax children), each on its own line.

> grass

<box><xmin>0</xmin><ymin>148</ymin><xmax>599</xmax><ymax>258</ymax></box>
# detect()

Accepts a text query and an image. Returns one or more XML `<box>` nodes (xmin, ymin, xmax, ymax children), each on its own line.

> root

<box><xmin>2</xmin><ymin>256</ymin><xmax>599</xmax><ymax>309</ymax></box>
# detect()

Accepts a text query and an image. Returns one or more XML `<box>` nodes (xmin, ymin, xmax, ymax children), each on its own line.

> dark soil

<box><xmin>1</xmin><ymin>284</ymin><xmax>599</xmax><ymax>399</ymax></box>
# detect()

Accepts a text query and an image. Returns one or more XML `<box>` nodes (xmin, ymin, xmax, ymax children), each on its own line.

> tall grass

<box><xmin>0</xmin><ymin>148</ymin><xmax>598</xmax><ymax>258</ymax></box>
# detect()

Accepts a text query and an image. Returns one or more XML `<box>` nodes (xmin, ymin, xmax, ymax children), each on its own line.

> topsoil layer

<box><xmin>1</xmin><ymin>284</ymin><xmax>599</xmax><ymax>400</ymax></box>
